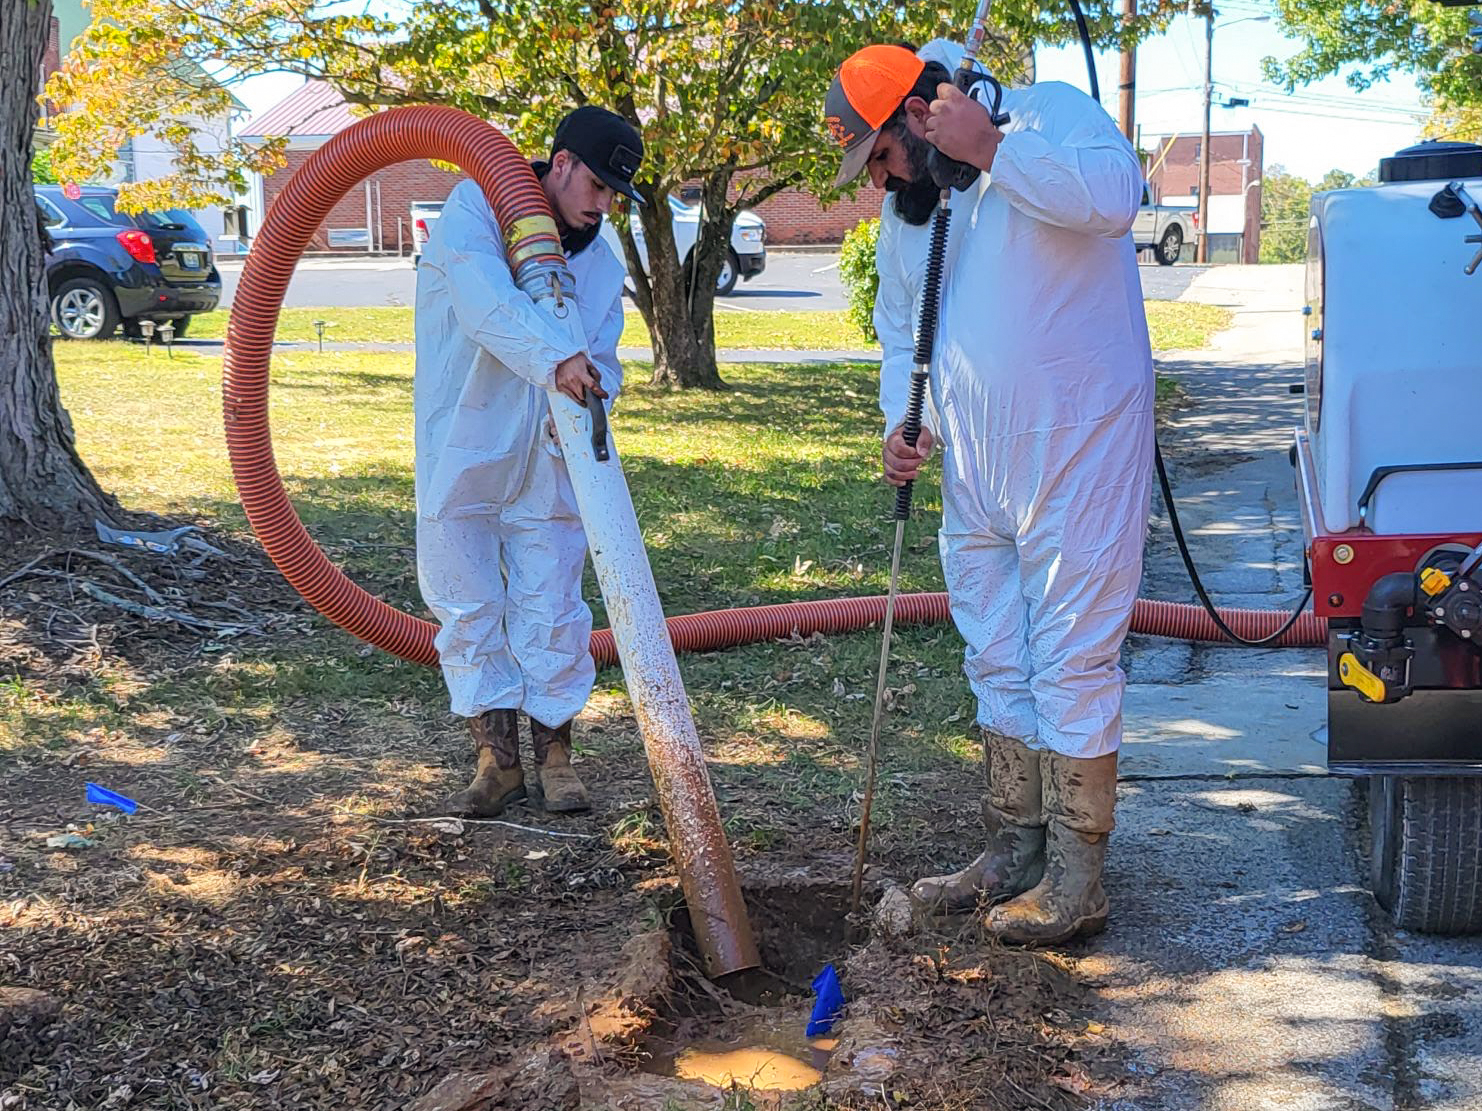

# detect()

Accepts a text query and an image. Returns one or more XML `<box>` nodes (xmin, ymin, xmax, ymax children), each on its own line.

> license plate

<box><xmin>179</xmin><ymin>252</ymin><xmax>201</xmax><ymax>270</ymax></box>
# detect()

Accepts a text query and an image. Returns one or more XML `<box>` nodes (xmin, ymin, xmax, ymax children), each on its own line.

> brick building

<box><xmin>238</xmin><ymin>82</ymin><xmax>462</xmax><ymax>254</ymax></box>
<box><xmin>32</xmin><ymin>15</ymin><xmax>62</xmax><ymax>149</ymax></box>
<box><xmin>240</xmin><ymin>80</ymin><xmax>886</xmax><ymax>251</ymax></box>
<box><xmin>1143</xmin><ymin>127</ymin><xmax>1264</xmax><ymax>264</ymax></box>
<box><xmin>754</xmin><ymin>184</ymin><xmax>883</xmax><ymax>245</ymax></box>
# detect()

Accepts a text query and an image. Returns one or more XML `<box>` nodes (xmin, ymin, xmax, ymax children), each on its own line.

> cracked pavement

<box><xmin>1095</xmin><ymin>266</ymin><xmax>1482</xmax><ymax>1111</ymax></box>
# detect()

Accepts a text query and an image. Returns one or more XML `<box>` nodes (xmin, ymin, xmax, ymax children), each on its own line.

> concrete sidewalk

<box><xmin>1097</xmin><ymin>264</ymin><xmax>1482</xmax><ymax>1111</ymax></box>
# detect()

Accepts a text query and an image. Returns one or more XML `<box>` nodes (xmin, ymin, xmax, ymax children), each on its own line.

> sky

<box><xmin>1034</xmin><ymin>1</ymin><xmax>1431</xmax><ymax>183</ymax></box>
<box><xmin>229</xmin><ymin>0</ymin><xmax>1435</xmax><ymax>188</ymax></box>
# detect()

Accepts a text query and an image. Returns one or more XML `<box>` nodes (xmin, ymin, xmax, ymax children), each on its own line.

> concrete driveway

<box><xmin>1100</xmin><ymin>264</ymin><xmax>1482</xmax><ymax>1110</ymax></box>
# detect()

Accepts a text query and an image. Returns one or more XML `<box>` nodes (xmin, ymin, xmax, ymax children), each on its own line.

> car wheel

<box><xmin>166</xmin><ymin>316</ymin><xmax>191</xmax><ymax>338</ymax></box>
<box><xmin>1370</xmin><ymin>774</ymin><xmax>1482</xmax><ymax>934</ymax></box>
<box><xmin>52</xmin><ymin>277</ymin><xmax>120</xmax><ymax>340</ymax></box>
<box><xmin>1156</xmin><ymin>226</ymin><xmax>1183</xmax><ymax>267</ymax></box>
<box><xmin>715</xmin><ymin>249</ymin><xmax>740</xmax><ymax>296</ymax></box>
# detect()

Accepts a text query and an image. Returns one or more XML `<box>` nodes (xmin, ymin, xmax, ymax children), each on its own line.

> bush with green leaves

<box><xmin>839</xmin><ymin>217</ymin><xmax>880</xmax><ymax>345</ymax></box>
<box><xmin>32</xmin><ymin>148</ymin><xmax>57</xmax><ymax>184</ymax></box>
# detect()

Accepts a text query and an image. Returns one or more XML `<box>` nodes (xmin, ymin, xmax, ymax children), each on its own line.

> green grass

<box><xmin>24</xmin><ymin>310</ymin><xmax>1226</xmax><ymax>840</ymax></box>
<box><xmin>184</xmin><ymin>305</ymin><xmax>868</xmax><ymax>348</ymax></box>
<box><xmin>1144</xmin><ymin>301</ymin><xmax>1232</xmax><ymax>351</ymax></box>
<box><xmin>186</xmin><ymin>303</ymin><xmax>1230</xmax><ymax>353</ymax></box>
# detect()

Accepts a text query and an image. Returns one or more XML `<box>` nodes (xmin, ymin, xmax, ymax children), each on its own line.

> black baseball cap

<box><xmin>553</xmin><ymin>106</ymin><xmax>646</xmax><ymax>205</ymax></box>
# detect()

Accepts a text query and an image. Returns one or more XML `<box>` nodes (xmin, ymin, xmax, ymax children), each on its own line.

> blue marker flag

<box><xmin>85</xmin><ymin>783</ymin><xmax>139</xmax><ymax>815</ymax></box>
<box><xmin>807</xmin><ymin>963</ymin><xmax>845</xmax><ymax>1037</ymax></box>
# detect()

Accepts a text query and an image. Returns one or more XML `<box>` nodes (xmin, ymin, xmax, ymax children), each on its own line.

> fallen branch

<box><xmin>68</xmin><ymin>549</ymin><xmax>167</xmax><ymax>604</ymax></box>
<box><xmin>0</xmin><ymin>551</ymin><xmax>60</xmax><ymax>591</ymax></box>
<box><xmin>76</xmin><ymin>582</ymin><xmax>258</xmax><ymax>633</ymax></box>
<box><xmin>365</xmin><ymin>815</ymin><xmax>595</xmax><ymax>840</ymax></box>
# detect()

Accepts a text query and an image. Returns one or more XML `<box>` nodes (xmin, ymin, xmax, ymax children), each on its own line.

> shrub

<box><xmin>839</xmin><ymin>217</ymin><xmax>880</xmax><ymax>344</ymax></box>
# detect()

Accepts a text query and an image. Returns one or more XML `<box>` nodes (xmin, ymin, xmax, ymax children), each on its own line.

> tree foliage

<box><xmin>1426</xmin><ymin>99</ymin><xmax>1482</xmax><ymax>143</ymax></box>
<box><xmin>49</xmin><ymin>0</ymin><xmax>1187</xmax><ymax>386</ymax></box>
<box><xmin>1262</xmin><ymin>0</ymin><xmax>1481</xmax><ymax>112</ymax></box>
<box><xmin>1259</xmin><ymin>165</ymin><xmax>1310</xmax><ymax>265</ymax></box>
<box><xmin>839</xmin><ymin>216</ymin><xmax>880</xmax><ymax>345</ymax></box>
<box><xmin>31</xmin><ymin>145</ymin><xmax>58</xmax><ymax>183</ymax></box>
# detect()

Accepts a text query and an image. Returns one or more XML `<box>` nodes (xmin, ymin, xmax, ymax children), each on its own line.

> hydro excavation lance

<box><xmin>849</xmin><ymin>0</ymin><xmax>1007</xmax><ymax>918</ymax></box>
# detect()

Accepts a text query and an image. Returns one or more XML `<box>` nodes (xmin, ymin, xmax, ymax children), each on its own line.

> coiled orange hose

<box><xmin>224</xmin><ymin>106</ymin><xmax>563</xmax><ymax>668</ymax></box>
<box><xmin>223</xmin><ymin>107</ymin><xmax>1328</xmax><ymax>671</ymax></box>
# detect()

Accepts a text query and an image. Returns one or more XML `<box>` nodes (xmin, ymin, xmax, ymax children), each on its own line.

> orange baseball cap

<box><xmin>824</xmin><ymin>45</ymin><xmax>927</xmax><ymax>187</ymax></box>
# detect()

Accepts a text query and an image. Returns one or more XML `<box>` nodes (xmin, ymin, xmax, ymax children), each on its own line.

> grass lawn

<box><xmin>187</xmin><ymin>302</ymin><xmax>1231</xmax><ymax>353</ymax></box>
<box><xmin>0</xmin><ymin>320</ymin><xmax>1228</xmax><ymax>1106</ymax></box>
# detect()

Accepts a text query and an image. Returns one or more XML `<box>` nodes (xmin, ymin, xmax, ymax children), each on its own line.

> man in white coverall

<box><xmin>415</xmin><ymin>106</ymin><xmax>640</xmax><ymax>817</ymax></box>
<box><xmin>825</xmin><ymin>44</ymin><xmax>1153</xmax><ymax>944</ymax></box>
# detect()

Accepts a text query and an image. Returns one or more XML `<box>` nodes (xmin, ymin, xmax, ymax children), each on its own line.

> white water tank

<box><xmin>1305</xmin><ymin>141</ymin><xmax>1482</xmax><ymax>535</ymax></box>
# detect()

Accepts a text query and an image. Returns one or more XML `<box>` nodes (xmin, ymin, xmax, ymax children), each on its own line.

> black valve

<box><xmin>927</xmin><ymin>69</ymin><xmax>1009</xmax><ymax>193</ymax></box>
<box><xmin>1426</xmin><ymin>576</ymin><xmax>1482</xmax><ymax>644</ymax></box>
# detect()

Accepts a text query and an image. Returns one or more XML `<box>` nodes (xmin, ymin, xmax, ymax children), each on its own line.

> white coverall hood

<box><xmin>914</xmin><ymin>37</ymin><xmax>1033</xmax><ymax>88</ymax></box>
<box><xmin>872</xmin><ymin>79</ymin><xmax>1154</xmax><ymax>759</ymax></box>
<box><xmin>414</xmin><ymin>178</ymin><xmax>627</xmax><ymax>726</ymax></box>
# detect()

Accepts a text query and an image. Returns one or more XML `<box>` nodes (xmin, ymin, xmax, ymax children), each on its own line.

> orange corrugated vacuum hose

<box><xmin>223</xmin><ymin>107</ymin><xmax>1327</xmax><ymax>671</ymax></box>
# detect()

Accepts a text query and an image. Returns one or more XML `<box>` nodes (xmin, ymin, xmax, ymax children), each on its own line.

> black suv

<box><xmin>36</xmin><ymin>185</ymin><xmax>222</xmax><ymax>340</ymax></box>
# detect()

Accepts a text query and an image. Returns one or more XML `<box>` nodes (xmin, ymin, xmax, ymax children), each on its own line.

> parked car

<box><xmin>35</xmin><ymin>185</ymin><xmax>221</xmax><ymax>340</ymax></box>
<box><xmin>600</xmin><ymin>195</ymin><xmax>766</xmax><ymax>296</ymax></box>
<box><xmin>1131</xmin><ymin>187</ymin><xmax>1195</xmax><ymax>266</ymax></box>
<box><xmin>410</xmin><ymin>200</ymin><xmax>444</xmax><ymax>264</ymax></box>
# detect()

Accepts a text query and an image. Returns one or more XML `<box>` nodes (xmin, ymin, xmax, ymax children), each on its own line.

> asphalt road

<box><xmin>216</xmin><ymin>252</ymin><xmax>1212</xmax><ymax>313</ymax></box>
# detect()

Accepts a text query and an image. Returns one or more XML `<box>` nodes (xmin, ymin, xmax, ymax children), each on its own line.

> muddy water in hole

<box><xmin>646</xmin><ymin>1009</ymin><xmax>838</xmax><ymax>1091</ymax></box>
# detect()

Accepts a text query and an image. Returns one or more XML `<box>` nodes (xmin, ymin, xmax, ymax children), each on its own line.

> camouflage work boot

<box><xmin>529</xmin><ymin>717</ymin><xmax>591</xmax><ymax>814</ymax></box>
<box><xmin>911</xmin><ymin>731</ymin><xmax>1046</xmax><ymax>912</ymax></box>
<box><xmin>442</xmin><ymin>709</ymin><xmax>525</xmax><ymax>817</ymax></box>
<box><xmin>984</xmin><ymin>749</ymin><xmax>1117</xmax><ymax>945</ymax></box>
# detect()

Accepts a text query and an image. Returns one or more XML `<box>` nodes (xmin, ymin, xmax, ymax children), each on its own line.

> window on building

<box><xmin>1190</xmin><ymin>186</ymin><xmax>1200</xmax><ymax>197</ymax></box>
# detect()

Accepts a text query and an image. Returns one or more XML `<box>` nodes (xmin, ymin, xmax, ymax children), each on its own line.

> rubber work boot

<box><xmin>529</xmin><ymin>717</ymin><xmax>591</xmax><ymax>813</ymax></box>
<box><xmin>442</xmin><ymin>710</ymin><xmax>525</xmax><ymax>817</ymax></box>
<box><xmin>911</xmin><ymin>730</ymin><xmax>1046</xmax><ymax>912</ymax></box>
<box><xmin>984</xmin><ymin>749</ymin><xmax>1118</xmax><ymax>945</ymax></box>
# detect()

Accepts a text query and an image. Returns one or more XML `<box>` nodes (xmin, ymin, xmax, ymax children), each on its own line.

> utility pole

<box><xmin>1196</xmin><ymin>4</ymin><xmax>1214</xmax><ymax>263</ymax></box>
<box><xmin>1118</xmin><ymin>0</ymin><xmax>1137</xmax><ymax>142</ymax></box>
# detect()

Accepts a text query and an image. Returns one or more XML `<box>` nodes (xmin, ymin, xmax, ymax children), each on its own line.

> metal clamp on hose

<box><xmin>585</xmin><ymin>386</ymin><xmax>610</xmax><ymax>462</ymax></box>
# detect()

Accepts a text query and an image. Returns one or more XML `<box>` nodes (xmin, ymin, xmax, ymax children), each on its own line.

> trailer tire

<box><xmin>1369</xmin><ymin>775</ymin><xmax>1482</xmax><ymax>935</ymax></box>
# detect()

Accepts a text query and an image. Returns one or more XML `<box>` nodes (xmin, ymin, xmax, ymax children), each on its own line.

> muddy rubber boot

<box><xmin>529</xmin><ymin>717</ymin><xmax>591</xmax><ymax>813</ymax></box>
<box><xmin>984</xmin><ymin>749</ymin><xmax>1117</xmax><ymax>945</ymax></box>
<box><xmin>911</xmin><ymin>731</ymin><xmax>1046</xmax><ymax>912</ymax></box>
<box><xmin>442</xmin><ymin>710</ymin><xmax>526</xmax><ymax>817</ymax></box>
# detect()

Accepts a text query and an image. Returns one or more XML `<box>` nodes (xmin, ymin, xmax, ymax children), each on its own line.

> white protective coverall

<box><xmin>414</xmin><ymin>177</ymin><xmax>626</xmax><ymax>727</ymax></box>
<box><xmin>875</xmin><ymin>69</ymin><xmax>1154</xmax><ymax>760</ymax></box>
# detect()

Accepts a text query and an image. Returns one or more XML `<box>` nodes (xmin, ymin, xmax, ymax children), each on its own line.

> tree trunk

<box><xmin>622</xmin><ymin>180</ymin><xmax>726</xmax><ymax>390</ymax></box>
<box><xmin>0</xmin><ymin>0</ymin><xmax>116</xmax><ymax>537</ymax></box>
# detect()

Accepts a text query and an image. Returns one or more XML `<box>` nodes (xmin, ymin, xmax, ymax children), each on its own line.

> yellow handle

<box><xmin>1339</xmin><ymin>652</ymin><xmax>1387</xmax><ymax>704</ymax></box>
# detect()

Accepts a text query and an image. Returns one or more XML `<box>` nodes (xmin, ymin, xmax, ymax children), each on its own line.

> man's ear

<box><xmin>902</xmin><ymin>96</ymin><xmax>932</xmax><ymax>133</ymax></box>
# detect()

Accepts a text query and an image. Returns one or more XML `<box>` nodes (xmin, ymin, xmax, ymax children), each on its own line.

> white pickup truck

<box><xmin>1132</xmin><ymin>187</ymin><xmax>1195</xmax><ymax>266</ymax></box>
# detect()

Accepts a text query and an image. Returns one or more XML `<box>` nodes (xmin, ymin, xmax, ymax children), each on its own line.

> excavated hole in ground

<box><xmin>637</xmin><ymin>877</ymin><xmax>859</xmax><ymax>1094</ymax></box>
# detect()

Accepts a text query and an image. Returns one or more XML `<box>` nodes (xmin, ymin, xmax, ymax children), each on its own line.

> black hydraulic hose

<box><xmin>1154</xmin><ymin>442</ymin><xmax>1316</xmax><ymax>647</ymax></box>
<box><xmin>1067</xmin><ymin>0</ymin><xmax>1100</xmax><ymax>103</ymax></box>
<box><xmin>894</xmin><ymin>201</ymin><xmax>952</xmax><ymax>521</ymax></box>
<box><xmin>1063</xmin><ymin>4</ymin><xmax>1316</xmax><ymax>649</ymax></box>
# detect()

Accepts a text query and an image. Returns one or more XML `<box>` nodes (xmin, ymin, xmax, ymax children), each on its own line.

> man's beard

<box><xmin>886</xmin><ymin>126</ymin><xmax>938</xmax><ymax>226</ymax></box>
